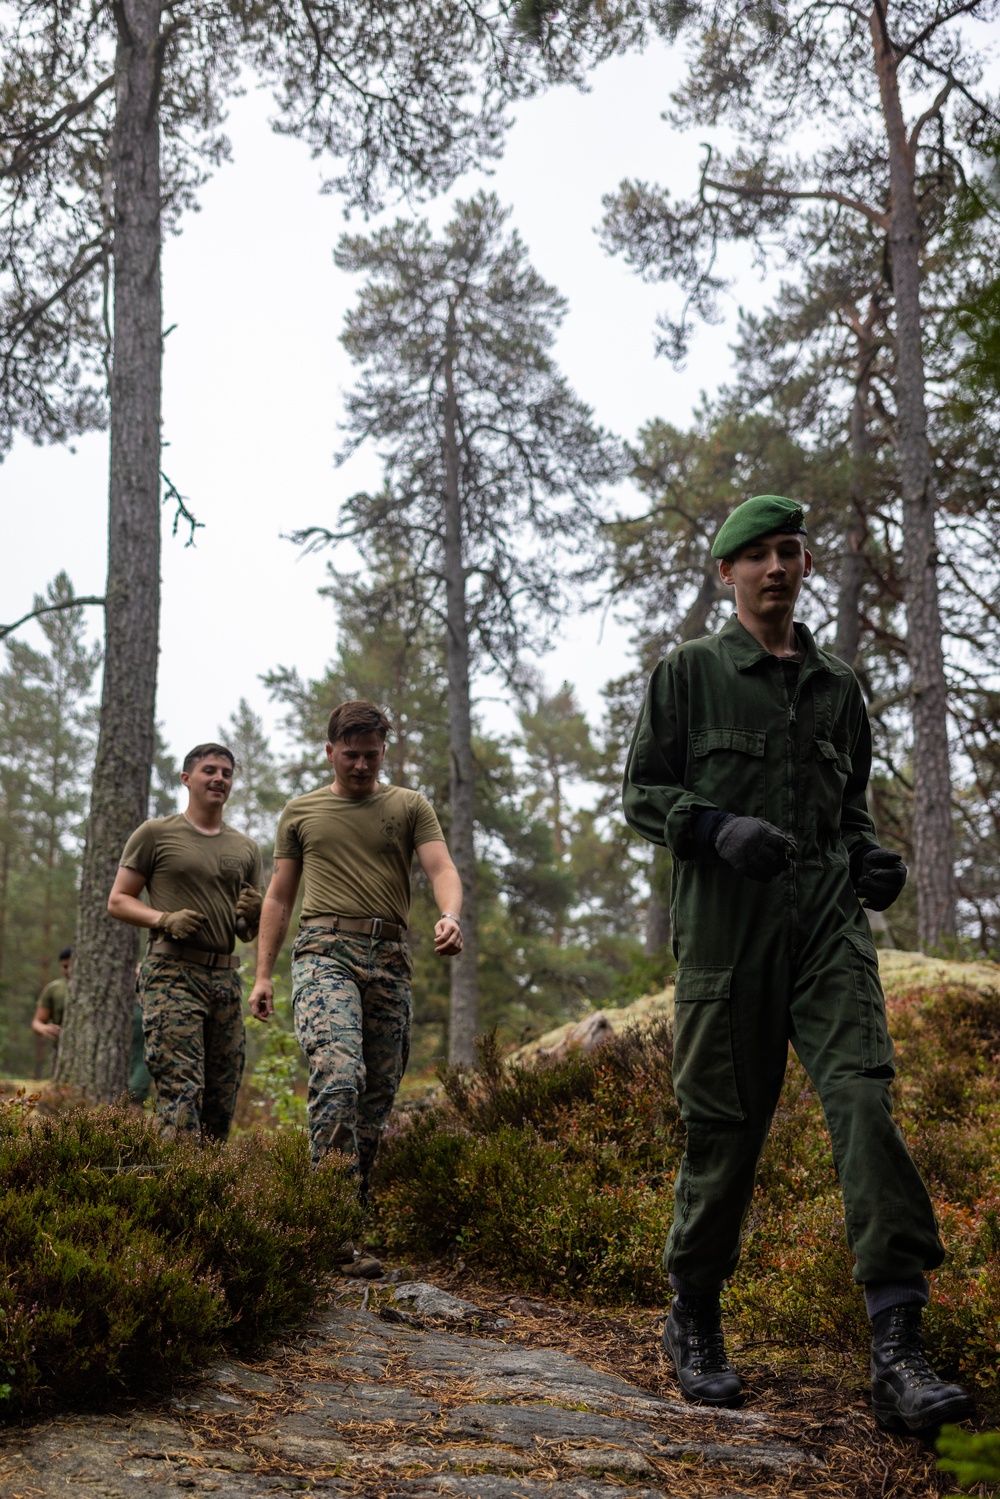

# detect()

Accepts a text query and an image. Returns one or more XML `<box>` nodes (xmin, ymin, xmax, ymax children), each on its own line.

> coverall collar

<box><xmin>718</xmin><ymin>613</ymin><xmax>829</xmax><ymax>678</ymax></box>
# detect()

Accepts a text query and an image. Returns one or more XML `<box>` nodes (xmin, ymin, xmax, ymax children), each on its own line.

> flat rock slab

<box><xmin>392</xmin><ymin>1282</ymin><xmax>493</xmax><ymax>1322</ymax></box>
<box><xmin>400</xmin><ymin>1482</ymin><xmax>754</xmax><ymax>1499</ymax></box>
<box><xmin>1</xmin><ymin>1292</ymin><xmax>819</xmax><ymax>1497</ymax></box>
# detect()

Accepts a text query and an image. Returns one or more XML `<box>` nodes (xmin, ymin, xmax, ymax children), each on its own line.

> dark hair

<box><xmin>58</xmin><ymin>946</ymin><xmax>72</xmax><ymax>961</ymax></box>
<box><xmin>326</xmin><ymin>700</ymin><xmax>392</xmax><ymax>745</ymax></box>
<box><xmin>182</xmin><ymin>743</ymin><xmax>236</xmax><ymax>774</ymax></box>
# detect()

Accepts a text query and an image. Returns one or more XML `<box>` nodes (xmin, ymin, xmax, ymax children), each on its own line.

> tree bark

<box><xmin>644</xmin><ymin>562</ymin><xmax>723</xmax><ymax>954</ymax></box>
<box><xmin>644</xmin><ymin>843</ymin><xmax>672</xmax><ymax>955</ymax></box>
<box><xmin>869</xmin><ymin>1</ymin><xmax>955</xmax><ymax>948</ymax></box>
<box><xmin>834</xmin><ymin>301</ymin><xmax>876</xmax><ymax>670</ymax></box>
<box><xmin>442</xmin><ymin>308</ymin><xmax>479</xmax><ymax>1066</ymax></box>
<box><xmin>56</xmin><ymin>0</ymin><xmax>162</xmax><ymax>1097</ymax></box>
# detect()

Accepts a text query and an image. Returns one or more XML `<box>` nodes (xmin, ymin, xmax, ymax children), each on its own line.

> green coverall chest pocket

<box><xmin>689</xmin><ymin>728</ymin><xmax>766</xmax><ymax>820</ymax></box>
<box><xmin>811</xmin><ymin>739</ymin><xmax>853</xmax><ymax>835</ymax></box>
<box><xmin>672</xmin><ymin>966</ymin><xmax>746</xmax><ymax>1123</ymax></box>
<box><xmin>845</xmin><ymin>931</ymin><xmax>894</xmax><ymax>1073</ymax></box>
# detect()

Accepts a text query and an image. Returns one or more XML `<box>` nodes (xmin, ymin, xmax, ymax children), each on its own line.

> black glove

<box><xmin>713</xmin><ymin>814</ymin><xmax>798</xmax><ymax>882</ymax></box>
<box><xmin>851</xmin><ymin>847</ymin><xmax>907</xmax><ymax>911</ymax></box>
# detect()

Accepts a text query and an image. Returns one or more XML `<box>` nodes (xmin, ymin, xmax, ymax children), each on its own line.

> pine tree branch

<box><xmin>0</xmin><ymin>596</ymin><xmax>105</xmax><ymax>642</ymax></box>
<box><xmin>908</xmin><ymin>78</ymin><xmax>953</xmax><ymax>156</ymax></box>
<box><xmin>0</xmin><ymin>74</ymin><xmax>115</xmax><ymax>182</ymax></box>
<box><xmin>701</xmin><ymin>171</ymin><xmax>888</xmax><ymax>231</ymax></box>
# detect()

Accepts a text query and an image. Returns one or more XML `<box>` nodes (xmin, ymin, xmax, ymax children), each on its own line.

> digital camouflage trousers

<box><xmin>139</xmin><ymin>955</ymin><xmax>245</xmax><ymax>1141</ymax></box>
<box><xmin>291</xmin><ymin>927</ymin><xmax>412</xmax><ymax>1174</ymax></box>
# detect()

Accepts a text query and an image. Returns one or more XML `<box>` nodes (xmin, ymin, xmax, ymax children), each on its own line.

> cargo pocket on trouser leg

<box><xmin>845</xmin><ymin>931</ymin><xmax>894</xmax><ymax>1074</ymax></box>
<box><xmin>672</xmin><ymin>966</ymin><xmax>745</xmax><ymax>1122</ymax></box>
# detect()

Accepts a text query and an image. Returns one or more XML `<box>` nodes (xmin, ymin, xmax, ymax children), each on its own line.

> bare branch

<box><xmin>702</xmin><ymin>174</ymin><xmax>888</xmax><ymax>231</ymax></box>
<box><xmin>161</xmin><ymin>471</ymin><xmax>203</xmax><ymax>546</ymax></box>
<box><xmin>0</xmin><ymin>595</ymin><xmax>105</xmax><ymax>642</ymax></box>
<box><xmin>908</xmin><ymin>78</ymin><xmax>953</xmax><ymax>156</ymax></box>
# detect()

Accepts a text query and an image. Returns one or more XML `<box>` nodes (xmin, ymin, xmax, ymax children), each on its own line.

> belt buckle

<box><xmin>370</xmin><ymin>917</ymin><xmax>382</xmax><ymax>940</ymax></box>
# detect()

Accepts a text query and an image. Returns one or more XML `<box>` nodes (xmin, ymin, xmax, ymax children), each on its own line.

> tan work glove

<box><xmin>154</xmin><ymin>909</ymin><xmax>207</xmax><ymax>941</ymax></box>
<box><xmin>234</xmin><ymin>884</ymin><xmax>263</xmax><ymax>942</ymax></box>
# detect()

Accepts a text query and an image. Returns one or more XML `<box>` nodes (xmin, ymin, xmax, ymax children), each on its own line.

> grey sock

<box><xmin>670</xmin><ymin>1273</ymin><xmax>724</xmax><ymax>1299</ymax></box>
<box><xmin>864</xmin><ymin>1276</ymin><xmax>929</xmax><ymax>1320</ymax></box>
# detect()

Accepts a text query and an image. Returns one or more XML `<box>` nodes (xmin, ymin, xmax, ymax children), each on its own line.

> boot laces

<box><xmin>689</xmin><ymin>1324</ymin><xmax>733</xmax><ymax>1374</ymax></box>
<box><xmin>881</xmin><ymin>1310</ymin><xmax>938</xmax><ymax>1390</ymax></box>
<box><xmin>678</xmin><ymin>1304</ymin><xmax>733</xmax><ymax>1374</ymax></box>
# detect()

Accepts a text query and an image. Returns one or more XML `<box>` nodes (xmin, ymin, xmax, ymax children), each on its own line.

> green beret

<box><xmin>711</xmin><ymin>495</ymin><xmax>807</xmax><ymax>560</ymax></box>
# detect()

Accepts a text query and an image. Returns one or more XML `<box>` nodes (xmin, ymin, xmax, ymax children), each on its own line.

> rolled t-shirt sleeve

<box><xmin>412</xmin><ymin>796</ymin><xmax>444</xmax><ymax>847</ymax></box>
<box><xmin>119</xmin><ymin>821</ymin><xmax>157</xmax><ymax>878</ymax></box>
<box><xmin>273</xmin><ymin>805</ymin><xmax>305</xmax><ymax>864</ymax></box>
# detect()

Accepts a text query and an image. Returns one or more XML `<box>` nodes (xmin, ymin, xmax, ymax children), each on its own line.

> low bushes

<box><xmin>375</xmin><ymin>1023</ymin><xmax>680</xmax><ymax>1303</ymax></box>
<box><xmin>374</xmin><ymin>983</ymin><xmax>1000</xmax><ymax>1414</ymax></box>
<box><xmin>0</xmin><ymin>1100</ymin><xmax>361</xmax><ymax>1412</ymax></box>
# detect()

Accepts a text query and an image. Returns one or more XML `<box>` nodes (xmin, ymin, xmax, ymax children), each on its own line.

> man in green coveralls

<box><xmin>108</xmin><ymin>743</ymin><xmax>265</xmax><ymax>1140</ymax></box>
<box><xmin>31</xmin><ymin>946</ymin><xmax>72</xmax><ymax>1072</ymax></box>
<box><xmin>248</xmin><ymin>700</ymin><xmax>463</xmax><ymax>1198</ymax></box>
<box><xmin>623</xmin><ymin>495</ymin><xmax>970</xmax><ymax>1433</ymax></box>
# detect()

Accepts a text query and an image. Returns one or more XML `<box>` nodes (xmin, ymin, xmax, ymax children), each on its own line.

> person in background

<box><xmin>31</xmin><ymin>946</ymin><xmax>72</xmax><ymax>1073</ymax></box>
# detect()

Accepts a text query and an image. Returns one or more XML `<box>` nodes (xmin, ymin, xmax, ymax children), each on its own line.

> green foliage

<box><xmin>938</xmin><ymin>1425</ymin><xmax>1000</xmax><ymax>1492</ymax></box>
<box><xmin>247</xmin><ymin>984</ymin><xmax>307</xmax><ymax>1130</ymax></box>
<box><xmin>0</xmin><ymin>1101</ymin><xmax>360</xmax><ymax>1412</ymax></box>
<box><xmin>375</xmin><ymin>1023</ymin><xmax>679</xmax><ymax>1302</ymax></box>
<box><xmin>0</xmin><ymin>574</ymin><xmax>101</xmax><ymax>1078</ymax></box>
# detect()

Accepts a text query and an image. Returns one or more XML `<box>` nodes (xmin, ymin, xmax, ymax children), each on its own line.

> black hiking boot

<box><xmin>663</xmin><ymin>1295</ymin><xmax>744</xmax><ymax>1407</ymax></box>
<box><xmin>870</xmin><ymin>1304</ymin><xmax>972</xmax><ymax>1433</ymax></box>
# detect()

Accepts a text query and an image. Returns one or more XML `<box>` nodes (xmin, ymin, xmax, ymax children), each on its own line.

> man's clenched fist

<box><xmin>154</xmin><ymin>908</ymin><xmax>206</xmax><ymax>941</ymax></box>
<box><xmin>851</xmin><ymin>847</ymin><xmax>907</xmax><ymax>911</ymax></box>
<box><xmin>714</xmin><ymin>814</ymin><xmax>798</xmax><ymax>882</ymax></box>
<box><xmin>235</xmin><ymin>883</ymin><xmax>263</xmax><ymax>941</ymax></box>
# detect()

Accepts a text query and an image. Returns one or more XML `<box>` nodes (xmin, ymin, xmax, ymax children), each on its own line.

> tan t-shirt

<box><xmin>37</xmin><ymin>978</ymin><xmax>68</xmax><ymax>1025</ymax></box>
<box><xmin>120</xmin><ymin>814</ymin><xmax>265</xmax><ymax>954</ymax></box>
<box><xmin>274</xmin><ymin>784</ymin><xmax>444</xmax><ymax>927</ymax></box>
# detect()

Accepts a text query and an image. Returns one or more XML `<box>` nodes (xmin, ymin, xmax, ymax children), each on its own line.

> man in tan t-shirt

<box><xmin>108</xmin><ymin>742</ymin><xmax>265</xmax><ymax>1140</ymax></box>
<box><xmin>248</xmin><ymin>700</ymin><xmax>462</xmax><ymax>1194</ymax></box>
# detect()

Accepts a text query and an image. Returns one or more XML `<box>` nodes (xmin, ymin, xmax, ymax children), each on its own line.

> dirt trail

<box><xmin>0</xmin><ymin>1277</ymin><xmax>946</xmax><ymax>1499</ymax></box>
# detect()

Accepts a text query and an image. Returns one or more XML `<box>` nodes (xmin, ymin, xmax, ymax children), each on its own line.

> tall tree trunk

<box><xmin>57</xmin><ymin>0</ymin><xmax>162</xmax><ymax>1097</ymax></box>
<box><xmin>0</xmin><ymin>840</ymin><xmax>9</xmax><ymax>1020</ymax></box>
<box><xmin>644</xmin><ymin>562</ymin><xmax>725</xmax><ymax>954</ymax></box>
<box><xmin>442</xmin><ymin>314</ymin><xmax>479</xmax><ymax>1066</ymax></box>
<box><xmin>834</xmin><ymin>302</ymin><xmax>876</xmax><ymax>670</ymax></box>
<box><xmin>870</xmin><ymin>2</ymin><xmax>955</xmax><ymax>948</ymax></box>
<box><xmin>34</xmin><ymin>831</ymin><xmax>56</xmax><ymax>1081</ymax></box>
<box><xmin>644</xmin><ymin>844</ymin><xmax>672</xmax><ymax>955</ymax></box>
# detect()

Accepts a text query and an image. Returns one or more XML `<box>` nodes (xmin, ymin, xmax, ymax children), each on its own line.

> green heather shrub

<box><xmin>0</xmin><ymin>1100</ymin><xmax>361</xmax><ymax>1412</ymax></box>
<box><xmin>376</xmin><ymin>1024</ymin><xmax>679</xmax><ymax>1302</ymax></box>
<box><xmin>375</xmin><ymin>983</ymin><xmax>1000</xmax><ymax>1414</ymax></box>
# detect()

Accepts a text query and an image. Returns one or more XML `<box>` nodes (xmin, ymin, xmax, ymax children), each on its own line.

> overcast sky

<box><xmin>0</xmin><ymin>36</ymin><xmax>874</xmax><ymax>769</ymax></box>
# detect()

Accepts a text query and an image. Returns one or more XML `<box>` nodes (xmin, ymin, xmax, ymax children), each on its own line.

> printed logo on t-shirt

<box><xmin>220</xmin><ymin>855</ymin><xmax>244</xmax><ymax>874</ymax></box>
<box><xmin>380</xmin><ymin>820</ymin><xmax>400</xmax><ymax>849</ymax></box>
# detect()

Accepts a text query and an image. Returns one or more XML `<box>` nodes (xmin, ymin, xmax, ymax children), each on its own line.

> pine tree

<box><xmin>302</xmin><ymin>191</ymin><xmax>623</xmax><ymax>1062</ymax></box>
<box><xmin>0</xmin><ymin>574</ymin><xmax>100</xmax><ymax>1077</ymax></box>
